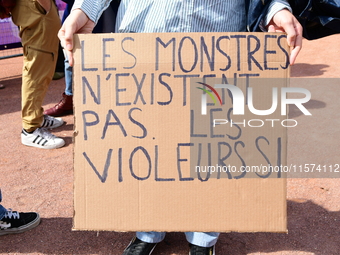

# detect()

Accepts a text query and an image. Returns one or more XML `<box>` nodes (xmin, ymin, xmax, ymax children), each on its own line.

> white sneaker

<box><xmin>40</xmin><ymin>115</ymin><xmax>64</xmax><ymax>129</ymax></box>
<box><xmin>21</xmin><ymin>128</ymin><xmax>65</xmax><ymax>149</ymax></box>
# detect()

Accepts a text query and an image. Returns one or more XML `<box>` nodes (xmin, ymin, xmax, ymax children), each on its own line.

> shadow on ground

<box><xmin>291</xmin><ymin>63</ymin><xmax>329</xmax><ymax>77</ymax></box>
<box><xmin>288</xmin><ymin>99</ymin><xmax>326</xmax><ymax>119</ymax></box>
<box><xmin>1</xmin><ymin>200</ymin><xmax>339</xmax><ymax>255</ymax></box>
<box><xmin>0</xmin><ymin>76</ymin><xmax>65</xmax><ymax>116</ymax></box>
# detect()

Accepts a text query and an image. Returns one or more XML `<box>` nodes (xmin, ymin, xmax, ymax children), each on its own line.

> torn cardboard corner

<box><xmin>72</xmin><ymin>32</ymin><xmax>289</xmax><ymax>233</ymax></box>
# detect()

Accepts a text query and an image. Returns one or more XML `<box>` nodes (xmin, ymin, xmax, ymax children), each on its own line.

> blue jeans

<box><xmin>63</xmin><ymin>3</ymin><xmax>73</xmax><ymax>97</ymax></box>
<box><xmin>0</xmin><ymin>189</ymin><xmax>7</xmax><ymax>220</ymax></box>
<box><xmin>136</xmin><ymin>231</ymin><xmax>219</xmax><ymax>247</ymax></box>
<box><xmin>64</xmin><ymin>58</ymin><xmax>73</xmax><ymax>96</ymax></box>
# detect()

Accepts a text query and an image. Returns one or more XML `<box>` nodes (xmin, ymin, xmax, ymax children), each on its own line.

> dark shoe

<box><xmin>189</xmin><ymin>243</ymin><xmax>215</xmax><ymax>255</ymax></box>
<box><xmin>0</xmin><ymin>84</ymin><xmax>5</xmax><ymax>89</ymax></box>
<box><xmin>0</xmin><ymin>209</ymin><xmax>40</xmax><ymax>236</ymax></box>
<box><xmin>53</xmin><ymin>72</ymin><xmax>65</xmax><ymax>80</ymax></box>
<box><xmin>122</xmin><ymin>237</ymin><xmax>157</xmax><ymax>255</ymax></box>
<box><xmin>44</xmin><ymin>92</ymin><xmax>73</xmax><ymax>117</ymax></box>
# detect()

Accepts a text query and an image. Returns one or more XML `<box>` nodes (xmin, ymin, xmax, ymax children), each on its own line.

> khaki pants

<box><xmin>11</xmin><ymin>0</ymin><xmax>61</xmax><ymax>132</ymax></box>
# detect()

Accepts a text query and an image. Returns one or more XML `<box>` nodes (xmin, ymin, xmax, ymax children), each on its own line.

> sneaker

<box><xmin>41</xmin><ymin>115</ymin><xmax>64</xmax><ymax>129</ymax></box>
<box><xmin>0</xmin><ymin>209</ymin><xmax>40</xmax><ymax>236</ymax></box>
<box><xmin>189</xmin><ymin>243</ymin><xmax>215</xmax><ymax>255</ymax></box>
<box><xmin>122</xmin><ymin>237</ymin><xmax>157</xmax><ymax>255</ymax></box>
<box><xmin>21</xmin><ymin>128</ymin><xmax>65</xmax><ymax>149</ymax></box>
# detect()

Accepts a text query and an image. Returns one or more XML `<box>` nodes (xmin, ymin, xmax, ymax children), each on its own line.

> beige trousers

<box><xmin>11</xmin><ymin>0</ymin><xmax>61</xmax><ymax>132</ymax></box>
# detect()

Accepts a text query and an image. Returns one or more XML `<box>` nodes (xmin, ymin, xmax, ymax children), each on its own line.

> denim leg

<box><xmin>185</xmin><ymin>232</ymin><xmax>220</xmax><ymax>247</ymax></box>
<box><xmin>0</xmin><ymin>205</ymin><xmax>6</xmax><ymax>220</ymax></box>
<box><xmin>0</xmin><ymin>189</ymin><xmax>7</xmax><ymax>220</ymax></box>
<box><xmin>64</xmin><ymin>58</ymin><xmax>73</xmax><ymax>96</ymax></box>
<box><xmin>136</xmin><ymin>231</ymin><xmax>166</xmax><ymax>243</ymax></box>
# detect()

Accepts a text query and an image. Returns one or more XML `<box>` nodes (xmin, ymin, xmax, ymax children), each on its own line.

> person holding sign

<box><xmin>58</xmin><ymin>0</ymin><xmax>302</xmax><ymax>254</ymax></box>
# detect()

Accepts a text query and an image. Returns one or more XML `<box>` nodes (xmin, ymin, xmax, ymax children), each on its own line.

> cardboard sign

<box><xmin>72</xmin><ymin>32</ymin><xmax>289</xmax><ymax>232</ymax></box>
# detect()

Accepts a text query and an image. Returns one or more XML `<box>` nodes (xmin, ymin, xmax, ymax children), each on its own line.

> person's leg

<box><xmin>0</xmin><ymin>204</ymin><xmax>6</xmax><ymax>221</ymax></box>
<box><xmin>136</xmin><ymin>231</ymin><xmax>165</xmax><ymax>243</ymax></box>
<box><xmin>12</xmin><ymin>0</ymin><xmax>61</xmax><ymax>132</ymax></box>
<box><xmin>0</xmin><ymin>189</ymin><xmax>6</xmax><ymax>220</ymax></box>
<box><xmin>185</xmin><ymin>232</ymin><xmax>219</xmax><ymax>247</ymax></box>
<box><xmin>64</xmin><ymin>58</ymin><xmax>73</xmax><ymax>96</ymax></box>
<box><xmin>11</xmin><ymin>0</ymin><xmax>65</xmax><ymax>149</ymax></box>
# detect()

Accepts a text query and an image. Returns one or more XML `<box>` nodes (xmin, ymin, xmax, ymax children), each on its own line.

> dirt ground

<box><xmin>0</xmin><ymin>34</ymin><xmax>340</xmax><ymax>255</ymax></box>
